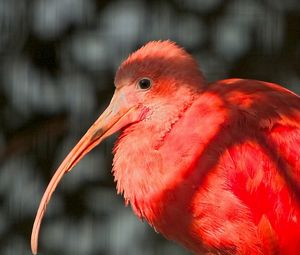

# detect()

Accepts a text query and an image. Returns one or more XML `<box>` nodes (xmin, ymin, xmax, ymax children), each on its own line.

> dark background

<box><xmin>0</xmin><ymin>0</ymin><xmax>300</xmax><ymax>254</ymax></box>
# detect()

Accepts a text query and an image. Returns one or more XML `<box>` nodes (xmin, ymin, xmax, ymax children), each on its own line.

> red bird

<box><xmin>32</xmin><ymin>41</ymin><xmax>300</xmax><ymax>255</ymax></box>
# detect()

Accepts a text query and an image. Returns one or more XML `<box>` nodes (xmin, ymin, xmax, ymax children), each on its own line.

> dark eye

<box><xmin>138</xmin><ymin>78</ymin><xmax>152</xmax><ymax>90</ymax></box>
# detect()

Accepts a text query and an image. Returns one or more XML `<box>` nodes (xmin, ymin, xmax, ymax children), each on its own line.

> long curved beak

<box><xmin>31</xmin><ymin>91</ymin><xmax>140</xmax><ymax>254</ymax></box>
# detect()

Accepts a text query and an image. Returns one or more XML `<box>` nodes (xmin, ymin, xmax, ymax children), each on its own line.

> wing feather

<box><xmin>218</xmin><ymin>79</ymin><xmax>300</xmax><ymax>254</ymax></box>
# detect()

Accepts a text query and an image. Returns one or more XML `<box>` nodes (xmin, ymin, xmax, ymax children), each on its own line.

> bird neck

<box><xmin>112</xmin><ymin>88</ymin><xmax>227</xmax><ymax>225</ymax></box>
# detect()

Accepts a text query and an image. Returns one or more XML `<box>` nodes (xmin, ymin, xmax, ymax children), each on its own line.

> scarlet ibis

<box><xmin>31</xmin><ymin>41</ymin><xmax>300</xmax><ymax>254</ymax></box>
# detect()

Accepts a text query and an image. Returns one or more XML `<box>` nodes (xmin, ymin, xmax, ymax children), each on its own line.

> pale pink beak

<box><xmin>31</xmin><ymin>90</ymin><xmax>142</xmax><ymax>254</ymax></box>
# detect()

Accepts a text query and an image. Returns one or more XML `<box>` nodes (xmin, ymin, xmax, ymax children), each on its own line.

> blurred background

<box><xmin>0</xmin><ymin>0</ymin><xmax>300</xmax><ymax>254</ymax></box>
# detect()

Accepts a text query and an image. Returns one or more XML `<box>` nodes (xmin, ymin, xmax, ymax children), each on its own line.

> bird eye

<box><xmin>138</xmin><ymin>78</ymin><xmax>152</xmax><ymax>90</ymax></box>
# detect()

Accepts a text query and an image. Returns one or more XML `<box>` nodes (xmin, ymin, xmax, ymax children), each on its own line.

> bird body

<box><xmin>113</xmin><ymin>78</ymin><xmax>300</xmax><ymax>254</ymax></box>
<box><xmin>32</xmin><ymin>41</ymin><xmax>300</xmax><ymax>255</ymax></box>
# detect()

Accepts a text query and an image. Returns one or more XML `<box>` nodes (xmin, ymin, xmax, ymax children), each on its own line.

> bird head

<box><xmin>31</xmin><ymin>40</ymin><xmax>205</xmax><ymax>254</ymax></box>
<box><xmin>114</xmin><ymin>40</ymin><xmax>205</xmax><ymax>118</ymax></box>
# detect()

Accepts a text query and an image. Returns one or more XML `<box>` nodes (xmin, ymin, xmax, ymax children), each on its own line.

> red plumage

<box><xmin>32</xmin><ymin>41</ymin><xmax>300</xmax><ymax>254</ymax></box>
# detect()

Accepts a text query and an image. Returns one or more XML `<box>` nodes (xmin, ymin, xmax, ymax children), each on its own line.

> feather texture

<box><xmin>113</xmin><ymin>77</ymin><xmax>300</xmax><ymax>254</ymax></box>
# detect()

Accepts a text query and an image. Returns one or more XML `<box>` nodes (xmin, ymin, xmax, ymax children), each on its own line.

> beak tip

<box><xmin>31</xmin><ymin>245</ymin><xmax>37</xmax><ymax>255</ymax></box>
<box><xmin>31</xmin><ymin>235</ymin><xmax>38</xmax><ymax>255</ymax></box>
